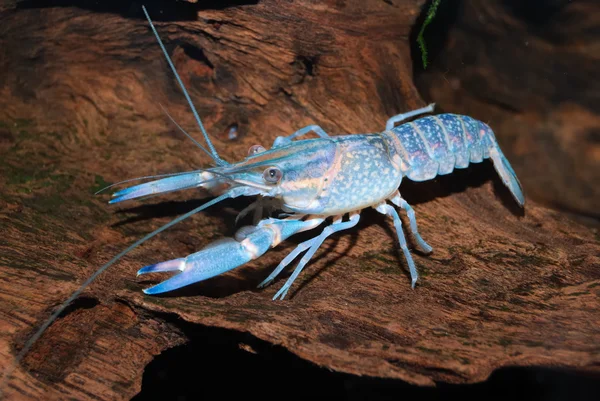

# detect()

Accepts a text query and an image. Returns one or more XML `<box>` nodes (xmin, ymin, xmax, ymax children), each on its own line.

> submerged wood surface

<box><xmin>0</xmin><ymin>1</ymin><xmax>598</xmax><ymax>399</ymax></box>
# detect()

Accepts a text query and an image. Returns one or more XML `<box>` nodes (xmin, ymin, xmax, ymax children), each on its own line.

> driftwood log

<box><xmin>0</xmin><ymin>1</ymin><xmax>598</xmax><ymax>400</ymax></box>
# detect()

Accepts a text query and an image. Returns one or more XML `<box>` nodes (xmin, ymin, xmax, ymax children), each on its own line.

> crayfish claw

<box><xmin>142</xmin><ymin>269</ymin><xmax>198</xmax><ymax>295</ymax></box>
<box><xmin>137</xmin><ymin>258</ymin><xmax>185</xmax><ymax>276</ymax></box>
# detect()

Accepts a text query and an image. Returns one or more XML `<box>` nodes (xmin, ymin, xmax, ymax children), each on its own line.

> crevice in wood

<box><xmin>131</xmin><ymin>307</ymin><xmax>600</xmax><ymax>400</ymax></box>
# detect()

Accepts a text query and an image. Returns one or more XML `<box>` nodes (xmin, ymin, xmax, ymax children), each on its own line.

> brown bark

<box><xmin>0</xmin><ymin>1</ymin><xmax>598</xmax><ymax>400</ymax></box>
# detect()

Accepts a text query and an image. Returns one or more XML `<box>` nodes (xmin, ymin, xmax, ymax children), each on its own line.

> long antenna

<box><xmin>159</xmin><ymin>103</ymin><xmax>217</xmax><ymax>163</ymax></box>
<box><xmin>0</xmin><ymin>6</ymin><xmax>232</xmax><ymax>397</ymax></box>
<box><xmin>142</xmin><ymin>5</ymin><xmax>229</xmax><ymax>166</ymax></box>
<box><xmin>0</xmin><ymin>191</ymin><xmax>234</xmax><ymax>398</ymax></box>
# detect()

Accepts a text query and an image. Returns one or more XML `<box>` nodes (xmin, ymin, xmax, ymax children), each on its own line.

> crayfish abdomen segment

<box><xmin>382</xmin><ymin>113</ymin><xmax>524</xmax><ymax>206</ymax></box>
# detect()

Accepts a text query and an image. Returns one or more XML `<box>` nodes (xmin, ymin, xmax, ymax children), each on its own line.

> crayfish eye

<box><xmin>263</xmin><ymin>167</ymin><xmax>282</xmax><ymax>184</ymax></box>
<box><xmin>248</xmin><ymin>144</ymin><xmax>266</xmax><ymax>156</ymax></box>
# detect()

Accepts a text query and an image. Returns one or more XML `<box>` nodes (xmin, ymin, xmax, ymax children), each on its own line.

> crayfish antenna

<box><xmin>0</xmin><ymin>190</ymin><xmax>241</xmax><ymax>395</ymax></box>
<box><xmin>158</xmin><ymin>103</ymin><xmax>219</xmax><ymax>164</ymax></box>
<box><xmin>142</xmin><ymin>5</ymin><xmax>229</xmax><ymax>167</ymax></box>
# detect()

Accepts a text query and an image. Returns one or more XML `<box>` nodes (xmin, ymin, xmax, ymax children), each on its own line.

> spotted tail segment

<box><xmin>383</xmin><ymin>114</ymin><xmax>524</xmax><ymax>207</ymax></box>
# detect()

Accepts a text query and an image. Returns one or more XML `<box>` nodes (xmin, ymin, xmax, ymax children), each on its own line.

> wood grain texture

<box><xmin>0</xmin><ymin>1</ymin><xmax>598</xmax><ymax>400</ymax></box>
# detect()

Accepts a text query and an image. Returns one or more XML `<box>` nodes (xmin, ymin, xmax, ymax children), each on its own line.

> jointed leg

<box><xmin>385</xmin><ymin>103</ymin><xmax>436</xmax><ymax>130</ymax></box>
<box><xmin>257</xmin><ymin>237</ymin><xmax>318</xmax><ymax>288</ymax></box>
<box><xmin>273</xmin><ymin>125</ymin><xmax>329</xmax><ymax>147</ymax></box>
<box><xmin>389</xmin><ymin>191</ymin><xmax>433</xmax><ymax>253</ymax></box>
<box><xmin>272</xmin><ymin>212</ymin><xmax>361</xmax><ymax>300</ymax></box>
<box><xmin>375</xmin><ymin>202</ymin><xmax>419</xmax><ymax>288</ymax></box>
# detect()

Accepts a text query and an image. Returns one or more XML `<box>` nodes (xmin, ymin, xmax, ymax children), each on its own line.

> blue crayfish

<box><xmin>2</xmin><ymin>8</ymin><xmax>525</xmax><ymax>391</ymax></box>
<box><xmin>107</xmin><ymin>6</ymin><xmax>525</xmax><ymax>300</ymax></box>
